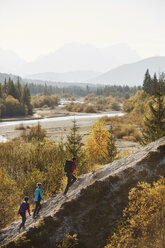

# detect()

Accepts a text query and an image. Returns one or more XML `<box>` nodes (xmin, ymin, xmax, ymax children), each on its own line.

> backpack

<box><xmin>20</xmin><ymin>202</ymin><xmax>27</xmax><ymax>213</ymax></box>
<box><xmin>64</xmin><ymin>160</ymin><xmax>73</xmax><ymax>173</ymax></box>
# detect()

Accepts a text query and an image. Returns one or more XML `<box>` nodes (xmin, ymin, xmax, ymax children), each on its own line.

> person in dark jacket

<box><xmin>33</xmin><ymin>182</ymin><xmax>44</xmax><ymax>218</ymax></box>
<box><xmin>64</xmin><ymin>157</ymin><xmax>77</xmax><ymax>196</ymax></box>
<box><xmin>18</xmin><ymin>196</ymin><xmax>31</xmax><ymax>232</ymax></box>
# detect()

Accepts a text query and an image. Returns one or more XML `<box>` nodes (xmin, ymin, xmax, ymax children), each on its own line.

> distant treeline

<box><xmin>28</xmin><ymin>83</ymin><xmax>142</xmax><ymax>98</ymax></box>
<box><xmin>0</xmin><ymin>78</ymin><xmax>33</xmax><ymax>117</ymax></box>
<box><xmin>143</xmin><ymin>69</ymin><xmax>165</xmax><ymax>95</ymax></box>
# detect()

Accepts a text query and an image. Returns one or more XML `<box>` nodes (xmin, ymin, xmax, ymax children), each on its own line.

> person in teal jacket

<box><xmin>33</xmin><ymin>182</ymin><xmax>44</xmax><ymax>218</ymax></box>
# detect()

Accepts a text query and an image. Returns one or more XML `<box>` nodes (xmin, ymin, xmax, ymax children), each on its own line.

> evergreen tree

<box><xmin>143</xmin><ymin>69</ymin><xmax>152</xmax><ymax>94</ymax></box>
<box><xmin>15</xmin><ymin>77</ymin><xmax>22</xmax><ymax>102</ymax></box>
<box><xmin>142</xmin><ymin>76</ymin><xmax>165</xmax><ymax>144</ymax></box>
<box><xmin>22</xmin><ymin>84</ymin><xmax>30</xmax><ymax>105</ymax></box>
<box><xmin>0</xmin><ymin>83</ymin><xmax>2</xmax><ymax>98</ymax></box>
<box><xmin>22</xmin><ymin>84</ymin><xmax>33</xmax><ymax>114</ymax></box>
<box><xmin>65</xmin><ymin>119</ymin><xmax>84</xmax><ymax>162</ymax></box>
<box><xmin>152</xmin><ymin>73</ymin><xmax>158</xmax><ymax>95</ymax></box>
<box><xmin>3</xmin><ymin>78</ymin><xmax>7</xmax><ymax>95</ymax></box>
<box><xmin>7</xmin><ymin>78</ymin><xmax>17</xmax><ymax>99</ymax></box>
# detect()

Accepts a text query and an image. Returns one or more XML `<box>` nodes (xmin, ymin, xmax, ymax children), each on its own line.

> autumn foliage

<box><xmin>85</xmin><ymin>119</ymin><xmax>117</xmax><ymax>164</ymax></box>
<box><xmin>105</xmin><ymin>177</ymin><xmax>165</xmax><ymax>248</ymax></box>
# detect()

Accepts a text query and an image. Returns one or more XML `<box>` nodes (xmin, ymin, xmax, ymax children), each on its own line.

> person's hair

<box><xmin>24</xmin><ymin>196</ymin><xmax>29</xmax><ymax>201</ymax></box>
<box><xmin>37</xmin><ymin>182</ymin><xmax>42</xmax><ymax>187</ymax></box>
<box><xmin>72</xmin><ymin>157</ymin><xmax>76</xmax><ymax>161</ymax></box>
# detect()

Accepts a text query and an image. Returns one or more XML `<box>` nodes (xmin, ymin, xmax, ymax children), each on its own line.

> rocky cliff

<box><xmin>0</xmin><ymin>136</ymin><xmax>165</xmax><ymax>248</ymax></box>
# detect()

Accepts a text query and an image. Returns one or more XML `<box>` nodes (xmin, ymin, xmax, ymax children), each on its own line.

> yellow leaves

<box><xmin>31</xmin><ymin>94</ymin><xmax>59</xmax><ymax>108</ymax></box>
<box><xmin>0</xmin><ymin>168</ymin><xmax>21</xmax><ymax>228</ymax></box>
<box><xmin>85</xmin><ymin>119</ymin><xmax>115</xmax><ymax>164</ymax></box>
<box><xmin>106</xmin><ymin>177</ymin><xmax>165</xmax><ymax>248</ymax></box>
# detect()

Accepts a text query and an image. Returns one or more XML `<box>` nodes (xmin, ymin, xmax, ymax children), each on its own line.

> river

<box><xmin>0</xmin><ymin>112</ymin><xmax>124</xmax><ymax>127</ymax></box>
<box><xmin>0</xmin><ymin>111</ymin><xmax>124</xmax><ymax>142</ymax></box>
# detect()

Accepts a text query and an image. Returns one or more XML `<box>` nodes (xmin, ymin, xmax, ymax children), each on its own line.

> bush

<box><xmin>0</xmin><ymin>138</ymin><xmax>67</xmax><ymax>228</ymax></box>
<box><xmin>110</xmin><ymin>102</ymin><xmax>121</xmax><ymax>111</ymax></box>
<box><xmin>0</xmin><ymin>168</ymin><xmax>21</xmax><ymax>228</ymax></box>
<box><xmin>57</xmin><ymin>234</ymin><xmax>79</xmax><ymax>248</ymax></box>
<box><xmin>84</xmin><ymin>104</ymin><xmax>96</xmax><ymax>113</ymax></box>
<box><xmin>31</xmin><ymin>95</ymin><xmax>60</xmax><ymax>108</ymax></box>
<box><xmin>22</xmin><ymin>123</ymin><xmax>46</xmax><ymax>142</ymax></box>
<box><xmin>105</xmin><ymin>177</ymin><xmax>165</xmax><ymax>248</ymax></box>
<box><xmin>100</xmin><ymin>114</ymin><xmax>142</xmax><ymax>142</ymax></box>
<box><xmin>15</xmin><ymin>123</ymin><xmax>26</xmax><ymax>130</ymax></box>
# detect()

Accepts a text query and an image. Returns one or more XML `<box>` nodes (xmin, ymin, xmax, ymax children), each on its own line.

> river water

<box><xmin>0</xmin><ymin>111</ymin><xmax>124</xmax><ymax>142</ymax></box>
<box><xmin>0</xmin><ymin>112</ymin><xmax>124</xmax><ymax>127</ymax></box>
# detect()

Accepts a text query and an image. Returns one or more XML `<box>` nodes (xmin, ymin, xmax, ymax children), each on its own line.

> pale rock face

<box><xmin>0</xmin><ymin>136</ymin><xmax>165</xmax><ymax>248</ymax></box>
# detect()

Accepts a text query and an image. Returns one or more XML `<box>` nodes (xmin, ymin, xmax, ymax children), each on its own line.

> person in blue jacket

<box><xmin>33</xmin><ymin>182</ymin><xmax>44</xmax><ymax>218</ymax></box>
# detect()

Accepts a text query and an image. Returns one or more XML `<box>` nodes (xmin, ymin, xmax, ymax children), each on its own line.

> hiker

<box><xmin>33</xmin><ymin>182</ymin><xmax>44</xmax><ymax>218</ymax></box>
<box><xmin>18</xmin><ymin>196</ymin><xmax>31</xmax><ymax>232</ymax></box>
<box><xmin>64</xmin><ymin>157</ymin><xmax>77</xmax><ymax>196</ymax></box>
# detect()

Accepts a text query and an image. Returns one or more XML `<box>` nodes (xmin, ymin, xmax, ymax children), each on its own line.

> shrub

<box><xmin>110</xmin><ymin>102</ymin><xmax>121</xmax><ymax>111</ymax></box>
<box><xmin>57</xmin><ymin>234</ymin><xmax>79</xmax><ymax>248</ymax></box>
<box><xmin>31</xmin><ymin>95</ymin><xmax>60</xmax><ymax>108</ymax></box>
<box><xmin>105</xmin><ymin>177</ymin><xmax>165</xmax><ymax>248</ymax></box>
<box><xmin>0</xmin><ymin>168</ymin><xmax>21</xmax><ymax>228</ymax></box>
<box><xmin>22</xmin><ymin>123</ymin><xmax>46</xmax><ymax>142</ymax></box>
<box><xmin>15</xmin><ymin>123</ymin><xmax>26</xmax><ymax>130</ymax></box>
<box><xmin>84</xmin><ymin>104</ymin><xmax>96</xmax><ymax>113</ymax></box>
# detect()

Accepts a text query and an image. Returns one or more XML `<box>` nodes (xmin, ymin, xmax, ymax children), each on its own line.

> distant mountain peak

<box><xmin>87</xmin><ymin>56</ymin><xmax>165</xmax><ymax>86</ymax></box>
<box><xmin>0</xmin><ymin>43</ymin><xmax>140</xmax><ymax>75</ymax></box>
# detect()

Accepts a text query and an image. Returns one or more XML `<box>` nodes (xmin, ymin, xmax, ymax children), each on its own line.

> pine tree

<box><xmin>22</xmin><ymin>84</ymin><xmax>30</xmax><ymax>105</ymax></box>
<box><xmin>15</xmin><ymin>77</ymin><xmax>22</xmax><ymax>102</ymax></box>
<box><xmin>65</xmin><ymin>119</ymin><xmax>84</xmax><ymax>162</ymax></box>
<box><xmin>151</xmin><ymin>73</ymin><xmax>158</xmax><ymax>95</ymax></box>
<box><xmin>0</xmin><ymin>83</ymin><xmax>2</xmax><ymax>98</ymax></box>
<box><xmin>143</xmin><ymin>69</ymin><xmax>152</xmax><ymax>94</ymax></box>
<box><xmin>142</xmin><ymin>76</ymin><xmax>165</xmax><ymax>144</ymax></box>
<box><xmin>3</xmin><ymin>78</ymin><xmax>7</xmax><ymax>95</ymax></box>
<box><xmin>22</xmin><ymin>84</ymin><xmax>33</xmax><ymax>114</ymax></box>
<box><xmin>7</xmin><ymin>78</ymin><xmax>17</xmax><ymax>99</ymax></box>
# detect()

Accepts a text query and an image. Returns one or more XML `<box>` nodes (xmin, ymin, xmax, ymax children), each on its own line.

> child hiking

<box><xmin>64</xmin><ymin>157</ymin><xmax>77</xmax><ymax>196</ymax></box>
<box><xmin>33</xmin><ymin>182</ymin><xmax>44</xmax><ymax>218</ymax></box>
<box><xmin>18</xmin><ymin>196</ymin><xmax>31</xmax><ymax>232</ymax></box>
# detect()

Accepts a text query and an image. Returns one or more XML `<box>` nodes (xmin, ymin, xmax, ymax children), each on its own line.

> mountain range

<box><xmin>0</xmin><ymin>42</ymin><xmax>165</xmax><ymax>86</ymax></box>
<box><xmin>87</xmin><ymin>56</ymin><xmax>165</xmax><ymax>86</ymax></box>
<box><xmin>0</xmin><ymin>43</ymin><xmax>139</xmax><ymax>76</ymax></box>
<box><xmin>25</xmin><ymin>56</ymin><xmax>165</xmax><ymax>86</ymax></box>
<box><xmin>26</xmin><ymin>70</ymin><xmax>101</xmax><ymax>82</ymax></box>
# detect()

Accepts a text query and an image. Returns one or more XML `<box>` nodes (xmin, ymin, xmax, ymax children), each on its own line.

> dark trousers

<box><xmin>20</xmin><ymin>212</ymin><xmax>26</xmax><ymax>229</ymax></box>
<box><xmin>33</xmin><ymin>201</ymin><xmax>41</xmax><ymax>217</ymax></box>
<box><xmin>64</xmin><ymin>174</ymin><xmax>77</xmax><ymax>194</ymax></box>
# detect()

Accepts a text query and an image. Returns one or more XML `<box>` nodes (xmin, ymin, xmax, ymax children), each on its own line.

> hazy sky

<box><xmin>0</xmin><ymin>0</ymin><xmax>165</xmax><ymax>61</ymax></box>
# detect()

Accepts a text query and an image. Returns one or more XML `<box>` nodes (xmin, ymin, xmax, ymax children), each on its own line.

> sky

<box><xmin>0</xmin><ymin>0</ymin><xmax>165</xmax><ymax>61</ymax></box>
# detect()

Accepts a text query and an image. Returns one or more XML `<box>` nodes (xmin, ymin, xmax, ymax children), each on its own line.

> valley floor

<box><xmin>0</xmin><ymin>107</ymin><xmax>140</xmax><ymax>153</ymax></box>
